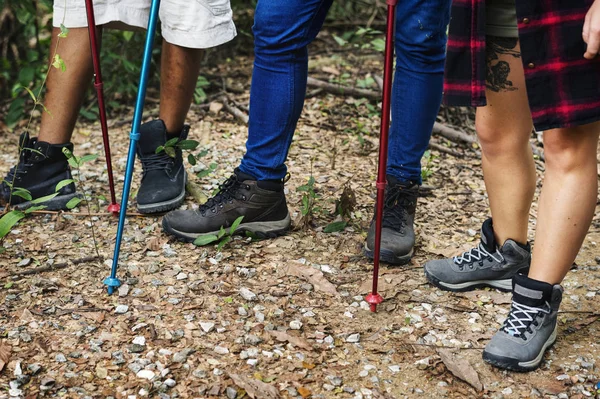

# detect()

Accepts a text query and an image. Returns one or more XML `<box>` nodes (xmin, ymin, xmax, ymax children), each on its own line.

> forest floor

<box><xmin>1</xmin><ymin>30</ymin><xmax>600</xmax><ymax>399</ymax></box>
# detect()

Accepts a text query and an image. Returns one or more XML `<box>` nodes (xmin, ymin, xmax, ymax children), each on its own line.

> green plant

<box><xmin>193</xmin><ymin>215</ymin><xmax>244</xmax><ymax>251</ymax></box>
<box><xmin>323</xmin><ymin>181</ymin><xmax>356</xmax><ymax>233</ymax></box>
<box><xmin>421</xmin><ymin>150</ymin><xmax>437</xmax><ymax>182</ymax></box>
<box><xmin>296</xmin><ymin>174</ymin><xmax>323</xmax><ymax>229</ymax></box>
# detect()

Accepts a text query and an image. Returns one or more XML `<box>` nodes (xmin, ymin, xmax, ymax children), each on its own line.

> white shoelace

<box><xmin>503</xmin><ymin>301</ymin><xmax>551</xmax><ymax>337</ymax></box>
<box><xmin>453</xmin><ymin>243</ymin><xmax>504</xmax><ymax>265</ymax></box>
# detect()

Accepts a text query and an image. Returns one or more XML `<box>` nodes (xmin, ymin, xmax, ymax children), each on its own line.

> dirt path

<box><xmin>1</xmin><ymin>53</ymin><xmax>599</xmax><ymax>399</ymax></box>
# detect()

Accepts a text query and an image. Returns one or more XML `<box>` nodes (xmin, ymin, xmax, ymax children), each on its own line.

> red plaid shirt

<box><xmin>443</xmin><ymin>0</ymin><xmax>600</xmax><ymax>131</ymax></box>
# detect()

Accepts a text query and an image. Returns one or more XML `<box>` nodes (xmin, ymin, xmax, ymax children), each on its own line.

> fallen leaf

<box><xmin>284</xmin><ymin>262</ymin><xmax>339</xmax><ymax>297</ymax></box>
<box><xmin>437</xmin><ymin>349</ymin><xmax>482</xmax><ymax>392</ymax></box>
<box><xmin>297</xmin><ymin>386</ymin><xmax>312</xmax><ymax>398</ymax></box>
<box><xmin>81</xmin><ymin>311</ymin><xmax>105</xmax><ymax>324</ymax></box>
<box><xmin>268</xmin><ymin>330</ymin><xmax>312</xmax><ymax>350</ymax></box>
<box><xmin>20</xmin><ymin>308</ymin><xmax>35</xmax><ymax>324</ymax></box>
<box><xmin>0</xmin><ymin>341</ymin><xmax>11</xmax><ymax>373</ymax></box>
<box><xmin>229</xmin><ymin>373</ymin><xmax>281</xmax><ymax>399</ymax></box>
<box><xmin>209</xmin><ymin>101</ymin><xmax>224</xmax><ymax>115</ymax></box>
<box><xmin>145</xmin><ymin>236</ymin><xmax>167</xmax><ymax>252</ymax></box>
<box><xmin>302</xmin><ymin>361</ymin><xmax>316</xmax><ymax>370</ymax></box>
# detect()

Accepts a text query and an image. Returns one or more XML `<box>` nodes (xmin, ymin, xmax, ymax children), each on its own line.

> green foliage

<box><xmin>421</xmin><ymin>150</ymin><xmax>438</xmax><ymax>182</ymax></box>
<box><xmin>193</xmin><ymin>215</ymin><xmax>244</xmax><ymax>251</ymax></box>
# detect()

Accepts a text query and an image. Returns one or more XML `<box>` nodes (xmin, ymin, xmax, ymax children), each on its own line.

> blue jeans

<box><xmin>239</xmin><ymin>0</ymin><xmax>452</xmax><ymax>184</ymax></box>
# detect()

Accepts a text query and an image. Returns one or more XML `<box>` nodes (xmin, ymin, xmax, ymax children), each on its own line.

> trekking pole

<box><xmin>365</xmin><ymin>0</ymin><xmax>397</xmax><ymax>313</ymax></box>
<box><xmin>84</xmin><ymin>0</ymin><xmax>120</xmax><ymax>214</ymax></box>
<box><xmin>104</xmin><ymin>0</ymin><xmax>160</xmax><ymax>294</ymax></box>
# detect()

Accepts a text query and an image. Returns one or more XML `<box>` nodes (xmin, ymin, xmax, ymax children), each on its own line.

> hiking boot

<box><xmin>136</xmin><ymin>120</ymin><xmax>188</xmax><ymax>214</ymax></box>
<box><xmin>0</xmin><ymin>132</ymin><xmax>77</xmax><ymax>211</ymax></box>
<box><xmin>424</xmin><ymin>218</ymin><xmax>531</xmax><ymax>292</ymax></box>
<box><xmin>483</xmin><ymin>274</ymin><xmax>563</xmax><ymax>372</ymax></box>
<box><xmin>162</xmin><ymin>168</ymin><xmax>291</xmax><ymax>242</ymax></box>
<box><xmin>364</xmin><ymin>176</ymin><xmax>418</xmax><ymax>265</ymax></box>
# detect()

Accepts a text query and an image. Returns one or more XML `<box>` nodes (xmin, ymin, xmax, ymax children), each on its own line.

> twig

<box><xmin>10</xmin><ymin>255</ymin><xmax>103</xmax><ymax>278</ymax></box>
<box><xmin>432</xmin><ymin>122</ymin><xmax>477</xmax><ymax>145</ymax></box>
<box><xmin>218</xmin><ymin>95</ymin><xmax>249</xmax><ymax>124</ymax></box>
<box><xmin>428</xmin><ymin>142</ymin><xmax>462</xmax><ymax>157</ymax></box>
<box><xmin>28</xmin><ymin>210</ymin><xmax>148</xmax><ymax>217</ymax></box>
<box><xmin>306</xmin><ymin>76</ymin><xmax>381</xmax><ymax>100</ymax></box>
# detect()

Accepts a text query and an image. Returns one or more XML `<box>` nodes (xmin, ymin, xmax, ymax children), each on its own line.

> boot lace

<box><xmin>140</xmin><ymin>153</ymin><xmax>175</xmax><ymax>174</ymax></box>
<box><xmin>381</xmin><ymin>186</ymin><xmax>417</xmax><ymax>232</ymax></box>
<box><xmin>453</xmin><ymin>243</ymin><xmax>504</xmax><ymax>267</ymax></box>
<box><xmin>199</xmin><ymin>174</ymin><xmax>250</xmax><ymax>216</ymax></box>
<box><xmin>2</xmin><ymin>147</ymin><xmax>35</xmax><ymax>189</ymax></box>
<box><xmin>502</xmin><ymin>301</ymin><xmax>551</xmax><ymax>339</ymax></box>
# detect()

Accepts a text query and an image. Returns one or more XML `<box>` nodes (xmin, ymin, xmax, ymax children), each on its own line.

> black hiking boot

<box><xmin>162</xmin><ymin>168</ymin><xmax>291</xmax><ymax>242</ymax></box>
<box><xmin>136</xmin><ymin>120</ymin><xmax>188</xmax><ymax>214</ymax></box>
<box><xmin>0</xmin><ymin>132</ymin><xmax>77</xmax><ymax>211</ymax></box>
<box><xmin>364</xmin><ymin>176</ymin><xmax>418</xmax><ymax>265</ymax></box>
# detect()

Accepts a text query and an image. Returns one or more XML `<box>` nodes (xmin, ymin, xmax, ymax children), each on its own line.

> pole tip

<box><xmin>103</xmin><ymin>277</ymin><xmax>121</xmax><ymax>295</ymax></box>
<box><xmin>107</xmin><ymin>203</ymin><xmax>121</xmax><ymax>214</ymax></box>
<box><xmin>365</xmin><ymin>292</ymin><xmax>384</xmax><ymax>313</ymax></box>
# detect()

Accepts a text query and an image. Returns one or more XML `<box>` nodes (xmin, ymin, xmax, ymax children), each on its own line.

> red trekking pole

<box><xmin>365</xmin><ymin>0</ymin><xmax>397</xmax><ymax>313</ymax></box>
<box><xmin>85</xmin><ymin>0</ymin><xmax>120</xmax><ymax>214</ymax></box>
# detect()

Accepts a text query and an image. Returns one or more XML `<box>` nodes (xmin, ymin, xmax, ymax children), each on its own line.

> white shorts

<box><xmin>53</xmin><ymin>0</ymin><xmax>236</xmax><ymax>49</ymax></box>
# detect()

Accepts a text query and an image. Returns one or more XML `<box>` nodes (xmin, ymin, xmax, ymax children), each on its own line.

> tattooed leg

<box><xmin>485</xmin><ymin>36</ymin><xmax>521</xmax><ymax>92</ymax></box>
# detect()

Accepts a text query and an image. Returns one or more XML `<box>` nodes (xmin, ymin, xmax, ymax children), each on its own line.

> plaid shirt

<box><xmin>443</xmin><ymin>0</ymin><xmax>600</xmax><ymax>131</ymax></box>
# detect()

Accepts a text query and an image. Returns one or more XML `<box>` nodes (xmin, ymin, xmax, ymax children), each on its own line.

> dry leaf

<box><xmin>229</xmin><ymin>373</ymin><xmax>281</xmax><ymax>399</ymax></box>
<box><xmin>284</xmin><ymin>262</ymin><xmax>339</xmax><ymax>297</ymax></box>
<box><xmin>145</xmin><ymin>236</ymin><xmax>167</xmax><ymax>252</ymax></box>
<box><xmin>209</xmin><ymin>101</ymin><xmax>224</xmax><ymax>115</ymax></box>
<box><xmin>20</xmin><ymin>308</ymin><xmax>35</xmax><ymax>324</ymax></box>
<box><xmin>297</xmin><ymin>386</ymin><xmax>312</xmax><ymax>398</ymax></box>
<box><xmin>268</xmin><ymin>330</ymin><xmax>312</xmax><ymax>350</ymax></box>
<box><xmin>437</xmin><ymin>349</ymin><xmax>482</xmax><ymax>392</ymax></box>
<box><xmin>81</xmin><ymin>311</ymin><xmax>105</xmax><ymax>324</ymax></box>
<box><xmin>0</xmin><ymin>340</ymin><xmax>11</xmax><ymax>373</ymax></box>
<box><xmin>302</xmin><ymin>361</ymin><xmax>316</xmax><ymax>370</ymax></box>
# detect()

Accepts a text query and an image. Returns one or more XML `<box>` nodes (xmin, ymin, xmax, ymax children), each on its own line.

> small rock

<box><xmin>173</xmin><ymin>348</ymin><xmax>195</xmax><ymax>363</ymax></box>
<box><xmin>55</xmin><ymin>354</ymin><xmax>66</xmax><ymax>363</ymax></box>
<box><xmin>200</xmin><ymin>322</ymin><xmax>215</xmax><ymax>333</ymax></box>
<box><xmin>164</xmin><ymin>378</ymin><xmax>176</xmax><ymax>388</ymax></box>
<box><xmin>226</xmin><ymin>387</ymin><xmax>237</xmax><ymax>399</ymax></box>
<box><xmin>133</xmin><ymin>336</ymin><xmax>146</xmax><ymax>346</ymax></box>
<box><xmin>238</xmin><ymin>307</ymin><xmax>248</xmax><ymax>316</ymax></box>
<box><xmin>115</xmin><ymin>305</ymin><xmax>129</xmax><ymax>314</ymax></box>
<box><xmin>17</xmin><ymin>258</ymin><xmax>31</xmax><ymax>267</ymax></box>
<box><xmin>290</xmin><ymin>320</ymin><xmax>303</xmax><ymax>330</ymax></box>
<box><xmin>137</xmin><ymin>370</ymin><xmax>155</xmax><ymax>380</ymax></box>
<box><xmin>176</xmin><ymin>272</ymin><xmax>188</xmax><ymax>280</ymax></box>
<box><xmin>359</xmin><ymin>370</ymin><xmax>369</xmax><ymax>377</ymax></box>
<box><xmin>556</xmin><ymin>374</ymin><xmax>570</xmax><ymax>381</ymax></box>
<box><xmin>240</xmin><ymin>287</ymin><xmax>257</xmax><ymax>301</ymax></box>
<box><xmin>502</xmin><ymin>388</ymin><xmax>513</xmax><ymax>395</ymax></box>
<box><xmin>244</xmin><ymin>335</ymin><xmax>262</xmax><ymax>345</ymax></box>
<box><xmin>323</xmin><ymin>384</ymin><xmax>335</xmax><ymax>391</ymax></box>
<box><xmin>388</xmin><ymin>365</ymin><xmax>400</xmax><ymax>373</ymax></box>
<box><xmin>95</xmin><ymin>365</ymin><xmax>108</xmax><ymax>379</ymax></box>
<box><xmin>118</xmin><ymin>284</ymin><xmax>130</xmax><ymax>297</ymax></box>
<box><xmin>247</xmin><ymin>359</ymin><xmax>258</xmax><ymax>366</ymax></box>
<box><xmin>346</xmin><ymin>333</ymin><xmax>360</xmax><ymax>343</ymax></box>
<box><xmin>214</xmin><ymin>346</ymin><xmax>229</xmax><ymax>355</ymax></box>
<box><xmin>28</xmin><ymin>364</ymin><xmax>42</xmax><ymax>375</ymax></box>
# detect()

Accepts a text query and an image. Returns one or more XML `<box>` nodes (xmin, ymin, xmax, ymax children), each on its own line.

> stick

<box><xmin>218</xmin><ymin>95</ymin><xmax>249</xmax><ymax>124</ymax></box>
<box><xmin>432</xmin><ymin>122</ymin><xmax>477</xmax><ymax>144</ymax></box>
<box><xmin>428</xmin><ymin>142</ymin><xmax>462</xmax><ymax>157</ymax></box>
<box><xmin>306</xmin><ymin>77</ymin><xmax>381</xmax><ymax>100</ymax></box>
<box><xmin>10</xmin><ymin>256</ymin><xmax>103</xmax><ymax>277</ymax></box>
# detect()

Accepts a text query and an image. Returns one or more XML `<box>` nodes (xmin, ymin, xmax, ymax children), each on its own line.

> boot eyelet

<box><xmin>245</xmin><ymin>185</ymin><xmax>250</xmax><ymax>190</ymax></box>
<box><xmin>211</xmin><ymin>208</ymin><xmax>217</xmax><ymax>213</ymax></box>
<box><xmin>219</xmin><ymin>204</ymin><xmax>224</xmax><ymax>209</ymax></box>
<box><xmin>242</xmin><ymin>195</ymin><xmax>247</xmax><ymax>201</ymax></box>
<box><xmin>478</xmin><ymin>261</ymin><xmax>484</xmax><ymax>267</ymax></box>
<box><xmin>469</xmin><ymin>264</ymin><xmax>474</xmax><ymax>269</ymax></box>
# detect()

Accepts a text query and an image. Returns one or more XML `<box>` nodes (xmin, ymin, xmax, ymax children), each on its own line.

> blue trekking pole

<box><xmin>104</xmin><ymin>0</ymin><xmax>161</xmax><ymax>294</ymax></box>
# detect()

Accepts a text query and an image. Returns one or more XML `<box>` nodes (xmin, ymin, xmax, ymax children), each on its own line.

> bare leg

<box><xmin>475</xmin><ymin>37</ymin><xmax>536</xmax><ymax>245</ymax></box>
<box><xmin>528</xmin><ymin>122</ymin><xmax>600</xmax><ymax>284</ymax></box>
<box><xmin>158</xmin><ymin>41</ymin><xmax>204</xmax><ymax>134</ymax></box>
<box><xmin>39</xmin><ymin>27</ymin><xmax>96</xmax><ymax>144</ymax></box>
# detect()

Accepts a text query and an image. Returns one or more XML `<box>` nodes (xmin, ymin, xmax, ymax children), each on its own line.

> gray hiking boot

<box><xmin>483</xmin><ymin>274</ymin><xmax>563</xmax><ymax>372</ymax></box>
<box><xmin>424</xmin><ymin>218</ymin><xmax>531</xmax><ymax>292</ymax></box>
<box><xmin>364</xmin><ymin>176</ymin><xmax>418</xmax><ymax>265</ymax></box>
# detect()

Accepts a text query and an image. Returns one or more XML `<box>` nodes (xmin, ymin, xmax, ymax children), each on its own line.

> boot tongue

<box><xmin>138</xmin><ymin>120</ymin><xmax>168</xmax><ymax>155</ymax></box>
<box><xmin>234</xmin><ymin>168</ymin><xmax>257</xmax><ymax>182</ymax></box>
<box><xmin>512</xmin><ymin>274</ymin><xmax>553</xmax><ymax>307</ymax></box>
<box><xmin>480</xmin><ymin>218</ymin><xmax>498</xmax><ymax>253</ymax></box>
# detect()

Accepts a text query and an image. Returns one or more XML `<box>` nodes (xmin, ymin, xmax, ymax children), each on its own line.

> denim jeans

<box><xmin>239</xmin><ymin>0</ymin><xmax>452</xmax><ymax>184</ymax></box>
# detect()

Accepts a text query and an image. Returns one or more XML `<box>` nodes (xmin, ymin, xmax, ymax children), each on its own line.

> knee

<box><xmin>543</xmin><ymin>129</ymin><xmax>591</xmax><ymax>173</ymax></box>
<box><xmin>475</xmin><ymin>119</ymin><xmax>523</xmax><ymax>158</ymax></box>
<box><xmin>253</xmin><ymin>5</ymin><xmax>303</xmax><ymax>55</ymax></box>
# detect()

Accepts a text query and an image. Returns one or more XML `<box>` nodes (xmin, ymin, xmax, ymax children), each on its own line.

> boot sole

<box><xmin>162</xmin><ymin>213</ymin><xmax>292</xmax><ymax>243</ymax></box>
<box><xmin>136</xmin><ymin>172</ymin><xmax>187</xmax><ymax>214</ymax></box>
<box><xmin>363</xmin><ymin>243</ymin><xmax>413</xmax><ymax>265</ymax></box>
<box><xmin>2</xmin><ymin>192</ymin><xmax>81</xmax><ymax>212</ymax></box>
<box><xmin>482</xmin><ymin>325</ymin><xmax>557</xmax><ymax>372</ymax></box>
<box><xmin>424</xmin><ymin>268</ymin><xmax>513</xmax><ymax>292</ymax></box>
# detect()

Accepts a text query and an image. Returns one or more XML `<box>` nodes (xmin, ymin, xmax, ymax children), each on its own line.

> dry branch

<box><xmin>10</xmin><ymin>256</ymin><xmax>103</xmax><ymax>278</ymax></box>
<box><xmin>307</xmin><ymin>77</ymin><xmax>381</xmax><ymax>100</ymax></box>
<box><xmin>218</xmin><ymin>95</ymin><xmax>249</xmax><ymax>124</ymax></box>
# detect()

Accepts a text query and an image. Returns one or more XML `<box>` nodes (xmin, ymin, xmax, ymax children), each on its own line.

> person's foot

<box><xmin>0</xmin><ymin>132</ymin><xmax>78</xmax><ymax>211</ymax></box>
<box><xmin>364</xmin><ymin>176</ymin><xmax>418</xmax><ymax>265</ymax></box>
<box><xmin>424</xmin><ymin>218</ymin><xmax>531</xmax><ymax>292</ymax></box>
<box><xmin>483</xmin><ymin>274</ymin><xmax>563</xmax><ymax>372</ymax></box>
<box><xmin>136</xmin><ymin>120</ymin><xmax>188</xmax><ymax>214</ymax></box>
<box><xmin>162</xmin><ymin>168</ymin><xmax>291</xmax><ymax>241</ymax></box>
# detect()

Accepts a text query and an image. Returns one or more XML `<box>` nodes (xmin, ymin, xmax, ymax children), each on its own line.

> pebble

<box><xmin>164</xmin><ymin>378</ymin><xmax>176</xmax><ymax>388</ymax></box>
<box><xmin>55</xmin><ymin>354</ymin><xmax>66</xmax><ymax>363</ymax></box>
<box><xmin>137</xmin><ymin>370</ymin><xmax>155</xmax><ymax>380</ymax></box>
<box><xmin>502</xmin><ymin>388</ymin><xmax>513</xmax><ymax>395</ymax></box>
<box><xmin>226</xmin><ymin>387</ymin><xmax>237</xmax><ymax>399</ymax></box>
<box><xmin>359</xmin><ymin>370</ymin><xmax>369</xmax><ymax>377</ymax></box>
<box><xmin>133</xmin><ymin>336</ymin><xmax>146</xmax><ymax>346</ymax></box>
<box><xmin>247</xmin><ymin>359</ymin><xmax>258</xmax><ymax>366</ymax></box>
<box><xmin>115</xmin><ymin>305</ymin><xmax>129</xmax><ymax>314</ymax></box>
<box><xmin>118</xmin><ymin>284</ymin><xmax>130</xmax><ymax>297</ymax></box>
<box><xmin>173</xmin><ymin>348</ymin><xmax>195</xmax><ymax>363</ymax></box>
<box><xmin>244</xmin><ymin>335</ymin><xmax>263</xmax><ymax>345</ymax></box>
<box><xmin>557</xmin><ymin>374</ymin><xmax>570</xmax><ymax>381</ymax></box>
<box><xmin>200</xmin><ymin>322</ymin><xmax>215</xmax><ymax>333</ymax></box>
<box><xmin>290</xmin><ymin>320</ymin><xmax>303</xmax><ymax>330</ymax></box>
<box><xmin>159</xmin><ymin>349</ymin><xmax>173</xmax><ymax>356</ymax></box>
<box><xmin>17</xmin><ymin>258</ymin><xmax>31</xmax><ymax>267</ymax></box>
<box><xmin>238</xmin><ymin>307</ymin><xmax>248</xmax><ymax>316</ymax></box>
<box><xmin>240</xmin><ymin>287</ymin><xmax>257</xmax><ymax>301</ymax></box>
<box><xmin>346</xmin><ymin>333</ymin><xmax>360</xmax><ymax>343</ymax></box>
<box><xmin>388</xmin><ymin>365</ymin><xmax>400</xmax><ymax>373</ymax></box>
<box><xmin>176</xmin><ymin>272</ymin><xmax>188</xmax><ymax>280</ymax></box>
<box><xmin>323</xmin><ymin>384</ymin><xmax>335</xmax><ymax>391</ymax></box>
<box><xmin>214</xmin><ymin>346</ymin><xmax>229</xmax><ymax>355</ymax></box>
